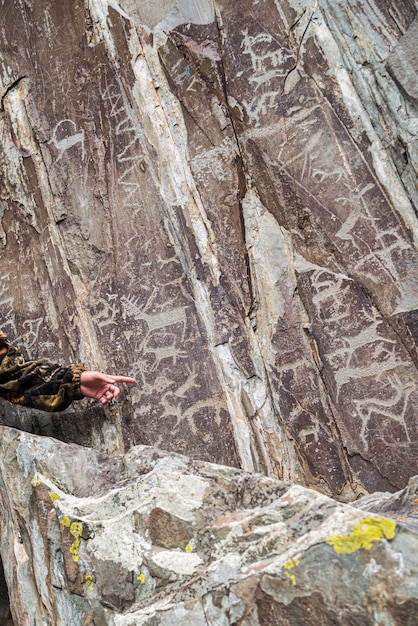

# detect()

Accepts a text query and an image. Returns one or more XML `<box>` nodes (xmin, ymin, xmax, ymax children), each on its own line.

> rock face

<box><xmin>1</xmin><ymin>0</ymin><xmax>418</xmax><ymax>620</ymax></box>
<box><xmin>1</xmin><ymin>426</ymin><xmax>418</xmax><ymax>626</ymax></box>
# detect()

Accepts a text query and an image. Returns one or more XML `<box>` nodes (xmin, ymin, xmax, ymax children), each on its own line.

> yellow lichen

<box><xmin>63</xmin><ymin>521</ymin><xmax>83</xmax><ymax>562</ymax></box>
<box><xmin>49</xmin><ymin>491</ymin><xmax>60</xmax><ymax>503</ymax></box>
<box><xmin>326</xmin><ymin>516</ymin><xmax>396</xmax><ymax>554</ymax></box>
<box><xmin>85</xmin><ymin>574</ymin><xmax>94</xmax><ymax>591</ymax></box>
<box><xmin>283</xmin><ymin>557</ymin><xmax>299</xmax><ymax>585</ymax></box>
<box><xmin>137</xmin><ymin>573</ymin><xmax>146</xmax><ymax>585</ymax></box>
<box><xmin>31</xmin><ymin>477</ymin><xmax>41</xmax><ymax>487</ymax></box>
<box><xmin>70</xmin><ymin>539</ymin><xmax>81</xmax><ymax>562</ymax></box>
<box><xmin>70</xmin><ymin>521</ymin><xmax>83</xmax><ymax>539</ymax></box>
<box><xmin>284</xmin><ymin>571</ymin><xmax>297</xmax><ymax>586</ymax></box>
<box><xmin>185</xmin><ymin>543</ymin><xmax>192</xmax><ymax>553</ymax></box>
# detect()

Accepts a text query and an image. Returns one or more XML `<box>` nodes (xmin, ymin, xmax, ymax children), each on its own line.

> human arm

<box><xmin>0</xmin><ymin>331</ymin><xmax>135</xmax><ymax>412</ymax></box>
<box><xmin>0</xmin><ymin>331</ymin><xmax>85</xmax><ymax>412</ymax></box>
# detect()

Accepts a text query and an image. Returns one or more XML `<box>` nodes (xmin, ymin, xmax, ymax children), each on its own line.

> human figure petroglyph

<box><xmin>50</xmin><ymin>119</ymin><xmax>85</xmax><ymax>161</ymax></box>
<box><xmin>19</xmin><ymin>317</ymin><xmax>44</xmax><ymax>351</ymax></box>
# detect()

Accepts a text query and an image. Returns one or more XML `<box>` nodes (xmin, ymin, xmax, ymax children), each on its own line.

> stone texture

<box><xmin>2</xmin><ymin>1</ymin><xmax>418</xmax><ymax>622</ymax></box>
<box><xmin>1</xmin><ymin>426</ymin><xmax>418</xmax><ymax>625</ymax></box>
<box><xmin>353</xmin><ymin>475</ymin><xmax>418</xmax><ymax>532</ymax></box>
<box><xmin>0</xmin><ymin>0</ymin><xmax>417</xmax><ymax>510</ymax></box>
<box><xmin>298</xmin><ymin>268</ymin><xmax>418</xmax><ymax>492</ymax></box>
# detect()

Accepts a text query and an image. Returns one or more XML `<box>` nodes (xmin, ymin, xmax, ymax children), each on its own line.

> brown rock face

<box><xmin>0</xmin><ymin>0</ymin><xmax>418</xmax><ymax>499</ymax></box>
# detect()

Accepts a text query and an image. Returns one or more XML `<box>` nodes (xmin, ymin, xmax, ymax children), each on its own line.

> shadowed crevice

<box><xmin>0</xmin><ymin>557</ymin><xmax>14</xmax><ymax>626</ymax></box>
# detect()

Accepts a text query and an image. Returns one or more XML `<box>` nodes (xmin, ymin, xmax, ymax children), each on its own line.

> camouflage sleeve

<box><xmin>0</xmin><ymin>331</ymin><xmax>86</xmax><ymax>412</ymax></box>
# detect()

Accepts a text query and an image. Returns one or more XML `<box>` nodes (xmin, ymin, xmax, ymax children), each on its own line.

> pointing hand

<box><xmin>80</xmin><ymin>371</ymin><xmax>136</xmax><ymax>405</ymax></box>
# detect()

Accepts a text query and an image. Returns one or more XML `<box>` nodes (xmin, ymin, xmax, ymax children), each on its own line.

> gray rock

<box><xmin>0</xmin><ymin>426</ymin><xmax>417</xmax><ymax>625</ymax></box>
<box><xmin>387</xmin><ymin>17</ymin><xmax>418</xmax><ymax>101</ymax></box>
<box><xmin>0</xmin><ymin>0</ymin><xmax>417</xmax><ymax>498</ymax></box>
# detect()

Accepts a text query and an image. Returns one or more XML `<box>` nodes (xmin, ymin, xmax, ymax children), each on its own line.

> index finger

<box><xmin>111</xmin><ymin>376</ymin><xmax>137</xmax><ymax>384</ymax></box>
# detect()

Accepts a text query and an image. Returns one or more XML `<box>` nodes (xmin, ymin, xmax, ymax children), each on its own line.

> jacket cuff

<box><xmin>70</xmin><ymin>364</ymin><xmax>86</xmax><ymax>399</ymax></box>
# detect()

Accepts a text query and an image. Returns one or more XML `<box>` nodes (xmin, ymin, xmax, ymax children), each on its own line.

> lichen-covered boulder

<box><xmin>0</xmin><ymin>425</ymin><xmax>417</xmax><ymax>625</ymax></box>
<box><xmin>1</xmin><ymin>0</ymin><xmax>418</xmax><ymax>499</ymax></box>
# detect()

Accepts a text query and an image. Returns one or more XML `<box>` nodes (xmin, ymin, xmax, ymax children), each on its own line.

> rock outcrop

<box><xmin>1</xmin><ymin>0</ymin><xmax>418</xmax><ymax>497</ymax></box>
<box><xmin>1</xmin><ymin>426</ymin><xmax>418</xmax><ymax>625</ymax></box>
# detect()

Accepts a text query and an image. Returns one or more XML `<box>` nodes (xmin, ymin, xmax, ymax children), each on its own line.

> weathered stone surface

<box><xmin>1</xmin><ymin>0</ymin><xmax>418</xmax><ymax>498</ymax></box>
<box><xmin>2</xmin><ymin>1</ymin><xmax>418</xmax><ymax>622</ymax></box>
<box><xmin>353</xmin><ymin>475</ymin><xmax>418</xmax><ymax>529</ymax></box>
<box><xmin>1</xmin><ymin>426</ymin><xmax>418</xmax><ymax>625</ymax></box>
<box><xmin>387</xmin><ymin>17</ymin><xmax>418</xmax><ymax>101</ymax></box>
<box><xmin>298</xmin><ymin>268</ymin><xmax>418</xmax><ymax>492</ymax></box>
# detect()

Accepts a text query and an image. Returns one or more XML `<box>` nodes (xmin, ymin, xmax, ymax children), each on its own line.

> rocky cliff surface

<box><xmin>0</xmin><ymin>0</ymin><xmax>418</xmax><ymax>623</ymax></box>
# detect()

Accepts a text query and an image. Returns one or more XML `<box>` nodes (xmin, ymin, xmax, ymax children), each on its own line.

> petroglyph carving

<box><xmin>240</xmin><ymin>29</ymin><xmax>292</xmax><ymax>75</ymax></box>
<box><xmin>169</xmin><ymin>56</ymin><xmax>196</xmax><ymax>91</ymax></box>
<box><xmin>50</xmin><ymin>119</ymin><xmax>85</xmax><ymax>161</ymax></box>
<box><xmin>18</xmin><ymin>317</ymin><xmax>44</xmax><ymax>351</ymax></box>
<box><xmin>0</xmin><ymin>276</ymin><xmax>13</xmax><ymax>312</ymax></box>
<box><xmin>1</xmin><ymin>0</ymin><xmax>418</xmax><ymax>501</ymax></box>
<box><xmin>276</xmin><ymin>98</ymin><xmax>417</xmax><ymax>312</ymax></box>
<box><xmin>160</xmin><ymin>394</ymin><xmax>221</xmax><ymax>432</ymax></box>
<box><xmin>94</xmin><ymin>293</ymin><xmax>120</xmax><ymax>333</ymax></box>
<box><xmin>121</xmin><ymin>288</ymin><xmax>188</xmax><ymax>342</ymax></box>
<box><xmin>101</xmin><ymin>82</ymin><xmax>145</xmax><ymax>210</ymax></box>
<box><xmin>142</xmin><ymin>332</ymin><xmax>188</xmax><ymax>372</ymax></box>
<box><xmin>174</xmin><ymin>363</ymin><xmax>201</xmax><ymax>398</ymax></box>
<box><xmin>192</xmin><ymin>142</ymin><xmax>235</xmax><ymax>182</ymax></box>
<box><xmin>304</xmin><ymin>269</ymin><xmax>418</xmax><ymax>452</ymax></box>
<box><xmin>0</xmin><ymin>276</ymin><xmax>16</xmax><ymax>337</ymax></box>
<box><xmin>240</xmin><ymin>28</ymin><xmax>295</xmax><ymax>124</ymax></box>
